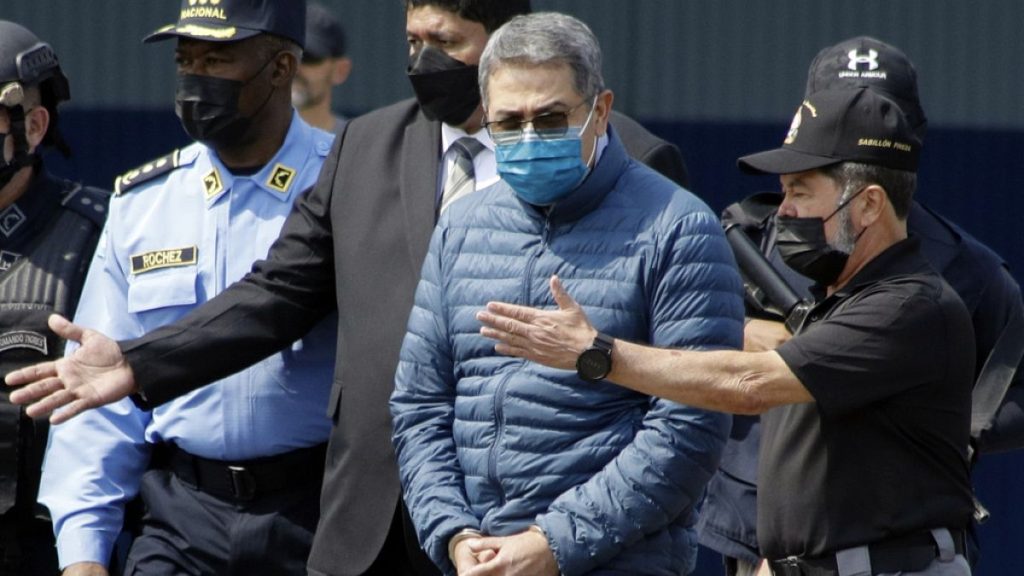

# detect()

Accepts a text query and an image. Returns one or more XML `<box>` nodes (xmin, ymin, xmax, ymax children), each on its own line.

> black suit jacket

<box><xmin>610</xmin><ymin>110</ymin><xmax>689</xmax><ymax>189</ymax></box>
<box><xmin>123</xmin><ymin>98</ymin><xmax>689</xmax><ymax>575</ymax></box>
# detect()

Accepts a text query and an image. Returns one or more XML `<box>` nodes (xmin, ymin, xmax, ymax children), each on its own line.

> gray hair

<box><xmin>821</xmin><ymin>161</ymin><xmax>917</xmax><ymax>220</ymax></box>
<box><xmin>479</xmin><ymin>12</ymin><xmax>605</xmax><ymax>106</ymax></box>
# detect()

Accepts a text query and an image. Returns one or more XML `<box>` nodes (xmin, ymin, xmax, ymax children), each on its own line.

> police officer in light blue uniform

<box><xmin>39</xmin><ymin>1</ymin><xmax>337</xmax><ymax>574</ymax></box>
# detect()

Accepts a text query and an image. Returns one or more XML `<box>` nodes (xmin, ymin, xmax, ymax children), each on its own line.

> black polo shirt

<box><xmin>759</xmin><ymin>237</ymin><xmax>975</xmax><ymax>560</ymax></box>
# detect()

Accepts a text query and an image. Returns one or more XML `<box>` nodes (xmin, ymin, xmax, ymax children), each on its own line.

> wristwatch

<box><xmin>576</xmin><ymin>332</ymin><xmax>614</xmax><ymax>382</ymax></box>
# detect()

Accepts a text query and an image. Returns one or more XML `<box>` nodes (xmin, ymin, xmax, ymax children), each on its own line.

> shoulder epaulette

<box><xmin>60</xmin><ymin>182</ymin><xmax>111</xmax><ymax>228</ymax></box>
<box><xmin>114</xmin><ymin>149</ymin><xmax>182</xmax><ymax>195</ymax></box>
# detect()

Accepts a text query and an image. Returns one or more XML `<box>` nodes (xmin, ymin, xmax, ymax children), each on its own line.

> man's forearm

<box><xmin>122</xmin><ymin>279</ymin><xmax>329</xmax><ymax>407</ymax></box>
<box><xmin>606</xmin><ymin>341</ymin><xmax>809</xmax><ymax>414</ymax></box>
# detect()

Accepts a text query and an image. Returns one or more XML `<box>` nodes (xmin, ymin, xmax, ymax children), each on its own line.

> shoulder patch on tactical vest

<box><xmin>0</xmin><ymin>330</ymin><xmax>48</xmax><ymax>355</ymax></box>
<box><xmin>60</xmin><ymin>182</ymin><xmax>111</xmax><ymax>228</ymax></box>
<box><xmin>115</xmin><ymin>150</ymin><xmax>182</xmax><ymax>195</ymax></box>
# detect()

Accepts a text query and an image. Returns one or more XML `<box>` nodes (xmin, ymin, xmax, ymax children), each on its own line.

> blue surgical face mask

<box><xmin>495</xmin><ymin>101</ymin><xmax>598</xmax><ymax>206</ymax></box>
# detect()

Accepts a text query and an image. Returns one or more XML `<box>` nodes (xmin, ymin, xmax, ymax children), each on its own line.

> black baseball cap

<box><xmin>738</xmin><ymin>86</ymin><xmax>921</xmax><ymax>175</ymax></box>
<box><xmin>805</xmin><ymin>36</ymin><xmax>926</xmax><ymax>137</ymax></box>
<box><xmin>145</xmin><ymin>0</ymin><xmax>306</xmax><ymax>48</ymax></box>
<box><xmin>304</xmin><ymin>3</ymin><xmax>347</xmax><ymax>60</ymax></box>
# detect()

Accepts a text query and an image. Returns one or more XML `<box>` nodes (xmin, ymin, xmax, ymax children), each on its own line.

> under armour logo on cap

<box><xmin>847</xmin><ymin>49</ymin><xmax>880</xmax><ymax>71</ymax></box>
<box><xmin>804</xmin><ymin>36</ymin><xmax>926</xmax><ymax>136</ymax></box>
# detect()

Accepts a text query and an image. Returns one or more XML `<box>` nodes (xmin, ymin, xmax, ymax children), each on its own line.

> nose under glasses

<box><xmin>483</xmin><ymin>100</ymin><xmax>590</xmax><ymax>145</ymax></box>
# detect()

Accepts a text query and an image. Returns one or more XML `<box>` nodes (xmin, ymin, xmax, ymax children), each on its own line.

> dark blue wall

<box><xmin>45</xmin><ymin>109</ymin><xmax>1024</xmax><ymax>576</ymax></box>
<box><xmin>43</xmin><ymin>109</ymin><xmax>191</xmax><ymax>189</ymax></box>
<box><xmin>50</xmin><ymin>111</ymin><xmax>1024</xmax><ymax>280</ymax></box>
<box><xmin>50</xmin><ymin>111</ymin><xmax>1022</xmax><ymax>284</ymax></box>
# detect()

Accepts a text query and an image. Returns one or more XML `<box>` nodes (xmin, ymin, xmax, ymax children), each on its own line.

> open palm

<box><xmin>5</xmin><ymin>314</ymin><xmax>137</xmax><ymax>424</ymax></box>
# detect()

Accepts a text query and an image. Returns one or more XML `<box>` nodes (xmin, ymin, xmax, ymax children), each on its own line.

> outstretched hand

<box><xmin>476</xmin><ymin>275</ymin><xmax>596</xmax><ymax>370</ymax></box>
<box><xmin>5</xmin><ymin>314</ymin><xmax>137</xmax><ymax>424</ymax></box>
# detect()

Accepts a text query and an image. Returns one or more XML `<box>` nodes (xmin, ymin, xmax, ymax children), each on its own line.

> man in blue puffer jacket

<box><xmin>390</xmin><ymin>13</ymin><xmax>745</xmax><ymax>576</ymax></box>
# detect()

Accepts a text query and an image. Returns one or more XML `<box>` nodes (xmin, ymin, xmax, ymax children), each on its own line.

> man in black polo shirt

<box><xmin>476</xmin><ymin>85</ymin><xmax>975</xmax><ymax>576</ymax></box>
<box><xmin>702</xmin><ymin>37</ymin><xmax>1024</xmax><ymax>576</ymax></box>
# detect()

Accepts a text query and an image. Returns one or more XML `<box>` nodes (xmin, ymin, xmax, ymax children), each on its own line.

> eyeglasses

<box><xmin>483</xmin><ymin>100</ymin><xmax>590</xmax><ymax>145</ymax></box>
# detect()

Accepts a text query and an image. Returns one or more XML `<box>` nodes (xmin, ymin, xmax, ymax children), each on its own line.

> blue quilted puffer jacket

<box><xmin>391</xmin><ymin>128</ymin><xmax>744</xmax><ymax>575</ymax></box>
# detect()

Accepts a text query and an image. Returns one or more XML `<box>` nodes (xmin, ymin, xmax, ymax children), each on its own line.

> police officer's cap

<box><xmin>145</xmin><ymin>0</ymin><xmax>306</xmax><ymax>49</ymax></box>
<box><xmin>0</xmin><ymin>20</ymin><xmax>70</xmax><ymax>106</ymax></box>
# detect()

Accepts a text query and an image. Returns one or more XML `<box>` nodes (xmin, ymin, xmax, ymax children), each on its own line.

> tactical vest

<box><xmin>0</xmin><ymin>180</ymin><xmax>107</xmax><ymax>515</ymax></box>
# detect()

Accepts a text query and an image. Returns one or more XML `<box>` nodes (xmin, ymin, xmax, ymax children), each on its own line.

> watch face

<box><xmin>577</xmin><ymin>348</ymin><xmax>611</xmax><ymax>381</ymax></box>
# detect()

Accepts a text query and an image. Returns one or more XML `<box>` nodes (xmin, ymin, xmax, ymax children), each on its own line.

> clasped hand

<box><xmin>453</xmin><ymin>529</ymin><xmax>558</xmax><ymax>576</ymax></box>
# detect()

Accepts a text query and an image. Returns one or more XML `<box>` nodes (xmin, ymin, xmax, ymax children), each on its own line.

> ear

<box><xmin>24</xmin><ymin>105</ymin><xmax>50</xmax><ymax>151</ymax></box>
<box><xmin>856</xmin><ymin>184</ymin><xmax>887</xmax><ymax>228</ymax></box>
<box><xmin>593</xmin><ymin>89</ymin><xmax>614</xmax><ymax>137</ymax></box>
<box><xmin>331</xmin><ymin>57</ymin><xmax>352</xmax><ymax>86</ymax></box>
<box><xmin>272</xmin><ymin>51</ymin><xmax>299</xmax><ymax>88</ymax></box>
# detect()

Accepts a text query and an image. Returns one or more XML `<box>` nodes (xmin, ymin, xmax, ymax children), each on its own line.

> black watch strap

<box><xmin>591</xmin><ymin>332</ymin><xmax>614</xmax><ymax>354</ymax></box>
<box><xmin>576</xmin><ymin>332</ymin><xmax>614</xmax><ymax>381</ymax></box>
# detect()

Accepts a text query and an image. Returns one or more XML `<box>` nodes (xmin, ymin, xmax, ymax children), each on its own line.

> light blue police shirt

<box><xmin>39</xmin><ymin>112</ymin><xmax>337</xmax><ymax>568</ymax></box>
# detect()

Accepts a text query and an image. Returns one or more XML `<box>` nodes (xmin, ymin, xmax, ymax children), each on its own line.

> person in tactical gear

<box><xmin>0</xmin><ymin>19</ymin><xmax>110</xmax><ymax>575</ymax></box>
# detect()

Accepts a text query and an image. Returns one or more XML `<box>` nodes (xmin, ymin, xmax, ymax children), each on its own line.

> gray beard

<box><xmin>832</xmin><ymin>202</ymin><xmax>857</xmax><ymax>255</ymax></box>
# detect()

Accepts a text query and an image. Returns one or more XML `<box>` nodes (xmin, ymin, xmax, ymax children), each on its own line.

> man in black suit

<box><xmin>6</xmin><ymin>2</ymin><xmax>689</xmax><ymax>575</ymax></box>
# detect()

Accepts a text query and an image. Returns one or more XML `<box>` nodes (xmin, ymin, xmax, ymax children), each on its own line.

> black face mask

<box><xmin>775</xmin><ymin>216</ymin><xmax>850</xmax><ymax>286</ymax></box>
<box><xmin>407</xmin><ymin>45</ymin><xmax>480</xmax><ymax>125</ymax></box>
<box><xmin>175</xmin><ymin>56</ymin><xmax>276</xmax><ymax>149</ymax></box>
<box><xmin>774</xmin><ymin>186</ymin><xmax>867</xmax><ymax>286</ymax></box>
<box><xmin>0</xmin><ymin>105</ymin><xmax>36</xmax><ymax>190</ymax></box>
